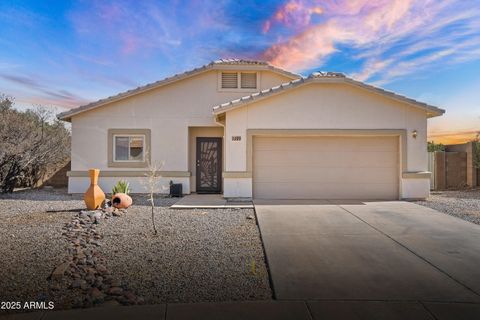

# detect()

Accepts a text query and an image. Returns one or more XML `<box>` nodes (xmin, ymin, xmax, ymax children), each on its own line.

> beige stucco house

<box><xmin>58</xmin><ymin>59</ymin><xmax>444</xmax><ymax>200</ymax></box>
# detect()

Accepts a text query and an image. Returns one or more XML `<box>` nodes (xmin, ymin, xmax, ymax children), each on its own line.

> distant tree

<box><xmin>473</xmin><ymin>132</ymin><xmax>480</xmax><ymax>169</ymax></box>
<box><xmin>0</xmin><ymin>94</ymin><xmax>13</xmax><ymax>110</ymax></box>
<box><xmin>427</xmin><ymin>141</ymin><xmax>445</xmax><ymax>152</ymax></box>
<box><xmin>0</xmin><ymin>94</ymin><xmax>70</xmax><ymax>192</ymax></box>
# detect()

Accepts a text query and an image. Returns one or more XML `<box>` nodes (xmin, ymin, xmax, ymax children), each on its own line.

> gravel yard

<box><xmin>97</xmin><ymin>197</ymin><xmax>271</xmax><ymax>304</ymax></box>
<box><xmin>0</xmin><ymin>189</ymin><xmax>271</xmax><ymax>311</ymax></box>
<box><xmin>415</xmin><ymin>189</ymin><xmax>480</xmax><ymax>225</ymax></box>
<box><xmin>0</xmin><ymin>189</ymin><xmax>84</xmax><ymax>308</ymax></box>
<box><xmin>0</xmin><ymin>190</ymin><xmax>83</xmax><ymax>301</ymax></box>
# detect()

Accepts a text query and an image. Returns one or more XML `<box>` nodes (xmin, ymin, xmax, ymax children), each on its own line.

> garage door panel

<box><xmin>254</xmin><ymin>150</ymin><xmax>398</xmax><ymax>167</ymax></box>
<box><xmin>254</xmin><ymin>136</ymin><xmax>397</xmax><ymax>152</ymax></box>
<box><xmin>253</xmin><ymin>182</ymin><xmax>398</xmax><ymax>200</ymax></box>
<box><xmin>254</xmin><ymin>167</ymin><xmax>398</xmax><ymax>184</ymax></box>
<box><xmin>253</xmin><ymin>136</ymin><xmax>399</xmax><ymax>200</ymax></box>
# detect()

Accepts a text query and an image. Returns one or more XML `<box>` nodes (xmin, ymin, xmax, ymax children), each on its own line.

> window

<box><xmin>220</xmin><ymin>72</ymin><xmax>257</xmax><ymax>90</ymax></box>
<box><xmin>114</xmin><ymin>135</ymin><xmax>145</xmax><ymax>162</ymax></box>
<box><xmin>221</xmin><ymin>72</ymin><xmax>238</xmax><ymax>88</ymax></box>
<box><xmin>108</xmin><ymin>129</ymin><xmax>151</xmax><ymax>168</ymax></box>
<box><xmin>241</xmin><ymin>72</ymin><xmax>257</xmax><ymax>89</ymax></box>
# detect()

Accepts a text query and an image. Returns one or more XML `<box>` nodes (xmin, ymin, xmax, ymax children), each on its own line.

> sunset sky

<box><xmin>1</xmin><ymin>0</ymin><xmax>479</xmax><ymax>144</ymax></box>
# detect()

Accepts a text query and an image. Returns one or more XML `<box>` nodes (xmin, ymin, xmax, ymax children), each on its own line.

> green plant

<box><xmin>473</xmin><ymin>134</ymin><xmax>480</xmax><ymax>168</ymax></box>
<box><xmin>427</xmin><ymin>141</ymin><xmax>445</xmax><ymax>152</ymax></box>
<box><xmin>112</xmin><ymin>180</ymin><xmax>131</xmax><ymax>195</ymax></box>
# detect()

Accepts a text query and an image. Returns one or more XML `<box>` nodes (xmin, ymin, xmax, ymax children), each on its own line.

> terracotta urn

<box><xmin>84</xmin><ymin>169</ymin><xmax>106</xmax><ymax>210</ymax></box>
<box><xmin>112</xmin><ymin>193</ymin><xmax>132</xmax><ymax>209</ymax></box>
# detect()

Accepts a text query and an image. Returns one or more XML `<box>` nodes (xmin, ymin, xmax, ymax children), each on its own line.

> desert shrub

<box><xmin>112</xmin><ymin>180</ymin><xmax>131</xmax><ymax>195</ymax></box>
<box><xmin>0</xmin><ymin>94</ymin><xmax>70</xmax><ymax>193</ymax></box>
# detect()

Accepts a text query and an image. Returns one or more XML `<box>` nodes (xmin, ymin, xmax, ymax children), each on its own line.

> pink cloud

<box><xmin>261</xmin><ymin>0</ymin><xmax>480</xmax><ymax>82</ymax></box>
<box><xmin>262</xmin><ymin>0</ymin><xmax>418</xmax><ymax>70</ymax></box>
<box><xmin>263</xmin><ymin>0</ymin><xmax>323</xmax><ymax>33</ymax></box>
<box><xmin>19</xmin><ymin>96</ymin><xmax>90</xmax><ymax>109</ymax></box>
<box><xmin>69</xmin><ymin>2</ymin><xmax>183</xmax><ymax>56</ymax></box>
<box><xmin>121</xmin><ymin>33</ymin><xmax>140</xmax><ymax>55</ymax></box>
<box><xmin>263</xmin><ymin>21</ymin><xmax>351</xmax><ymax>71</ymax></box>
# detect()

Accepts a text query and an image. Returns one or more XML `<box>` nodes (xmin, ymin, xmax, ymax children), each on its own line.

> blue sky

<box><xmin>1</xmin><ymin>0</ymin><xmax>479</xmax><ymax>143</ymax></box>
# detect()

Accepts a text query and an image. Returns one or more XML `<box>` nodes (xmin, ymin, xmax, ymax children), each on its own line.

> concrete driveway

<box><xmin>254</xmin><ymin>200</ymin><xmax>480</xmax><ymax>318</ymax></box>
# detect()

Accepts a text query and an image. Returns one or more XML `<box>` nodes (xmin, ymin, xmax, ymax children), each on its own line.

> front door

<box><xmin>196</xmin><ymin>137</ymin><xmax>222</xmax><ymax>193</ymax></box>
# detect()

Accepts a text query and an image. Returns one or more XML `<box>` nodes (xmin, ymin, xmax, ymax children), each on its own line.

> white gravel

<box><xmin>0</xmin><ymin>189</ymin><xmax>272</xmax><ymax>310</ymax></box>
<box><xmin>415</xmin><ymin>189</ymin><xmax>480</xmax><ymax>225</ymax></box>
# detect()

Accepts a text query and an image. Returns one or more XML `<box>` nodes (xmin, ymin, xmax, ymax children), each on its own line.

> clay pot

<box><xmin>84</xmin><ymin>169</ymin><xmax>106</xmax><ymax>210</ymax></box>
<box><xmin>112</xmin><ymin>193</ymin><xmax>132</xmax><ymax>209</ymax></box>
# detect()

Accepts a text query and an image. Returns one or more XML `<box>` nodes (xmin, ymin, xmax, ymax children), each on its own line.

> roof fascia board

<box><xmin>58</xmin><ymin>67</ymin><xmax>213</xmax><ymax>121</ymax></box>
<box><xmin>342</xmin><ymin>78</ymin><xmax>444</xmax><ymax>117</ymax></box>
<box><xmin>58</xmin><ymin>62</ymin><xmax>300</xmax><ymax>122</ymax></box>
<box><xmin>213</xmin><ymin>77</ymin><xmax>445</xmax><ymax>117</ymax></box>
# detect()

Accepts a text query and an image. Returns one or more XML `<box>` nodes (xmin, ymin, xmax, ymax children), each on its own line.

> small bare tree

<box><xmin>141</xmin><ymin>153</ymin><xmax>165</xmax><ymax>235</ymax></box>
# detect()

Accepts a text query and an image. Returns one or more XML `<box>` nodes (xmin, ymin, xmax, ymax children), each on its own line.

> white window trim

<box><xmin>113</xmin><ymin>134</ymin><xmax>146</xmax><ymax>163</ymax></box>
<box><xmin>217</xmin><ymin>71</ymin><xmax>260</xmax><ymax>92</ymax></box>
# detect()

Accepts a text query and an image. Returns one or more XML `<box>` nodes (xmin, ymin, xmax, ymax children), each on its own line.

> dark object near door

<box><xmin>196</xmin><ymin>137</ymin><xmax>222</xmax><ymax>193</ymax></box>
<box><xmin>170</xmin><ymin>183</ymin><xmax>183</xmax><ymax>197</ymax></box>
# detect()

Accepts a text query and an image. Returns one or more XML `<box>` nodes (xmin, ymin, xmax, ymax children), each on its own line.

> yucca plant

<box><xmin>112</xmin><ymin>180</ymin><xmax>131</xmax><ymax>195</ymax></box>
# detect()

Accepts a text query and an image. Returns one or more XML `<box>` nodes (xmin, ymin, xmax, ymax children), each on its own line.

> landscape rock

<box><xmin>97</xmin><ymin>264</ymin><xmax>108</xmax><ymax>274</ymax></box>
<box><xmin>108</xmin><ymin>286</ymin><xmax>123</xmax><ymax>296</ymax></box>
<box><xmin>71</xmin><ymin>279</ymin><xmax>87</xmax><ymax>289</ymax></box>
<box><xmin>100</xmin><ymin>300</ymin><xmax>121</xmax><ymax>308</ymax></box>
<box><xmin>90</xmin><ymin>287</ymin><xmax>105</xmax><ymax>302</ymax></box>
<box><xmin>51</xmin><ymin>262</ymin><xmax>70</xmax><ymax>280</ymax></box>
<box><xmin>103</xmin><ymin>207</ymin><xmax>114</xmax><ymax>214</ymax></box>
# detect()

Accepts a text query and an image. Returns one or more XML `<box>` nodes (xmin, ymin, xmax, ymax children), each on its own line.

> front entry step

<box><xmin>171</xmin><ymin>194</ymin><xmax>253</xmax><ymax>209</ymax></box>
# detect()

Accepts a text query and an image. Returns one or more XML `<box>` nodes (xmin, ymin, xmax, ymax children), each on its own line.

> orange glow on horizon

<box><xmin>428</xmin><ymin>130</ymin><xmax>479</xmax><ymax>145</ymax></box>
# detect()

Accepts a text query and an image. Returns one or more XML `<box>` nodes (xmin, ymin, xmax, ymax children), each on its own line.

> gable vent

<box><xmin>221</xmin><ymin>72</ymin><xmax>238</xmax><ymax>89</ymax></box>
<box><xmin>241</xmin><ymin>72</ymin><xmax>257</xmax><ymax>89</ymax></box>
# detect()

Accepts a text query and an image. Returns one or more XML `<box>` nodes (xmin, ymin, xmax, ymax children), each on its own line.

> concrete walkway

<box><xmin>170</xmin><ymin>194</ymin><xmax>253</xmax><ymax>209</ymax></box>
<box><xmin>254</xmin><ymin>200</ymin><xmax>480</xmax><ymax>318</ymax></box>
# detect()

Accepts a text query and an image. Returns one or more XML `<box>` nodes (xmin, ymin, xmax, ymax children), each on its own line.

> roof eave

<box><xmin>56</xmin><ymin>60</ymin><xmax>300</xmax><ymax>121</ymax></box>
<box><xmin>213</xmin><ymin>76</ymin><xmax>446</xmax><ymax>117</ymax></box>
<box><xmin>57</xmin><ymin>112</ymin><xmax>72</xmax><ymax>122</ymax></box>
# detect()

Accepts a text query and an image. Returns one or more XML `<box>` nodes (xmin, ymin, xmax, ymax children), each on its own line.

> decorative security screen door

<box><xmin>196</xmin><ymin>137</ymin><xmax>222</xmax><ymax>193</ymax></box>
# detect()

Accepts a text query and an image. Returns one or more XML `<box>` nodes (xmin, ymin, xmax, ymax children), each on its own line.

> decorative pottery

<box><xmin>84</xmin><ymin>169</ymin><xmax>106</xmax><ymax>210</ymax></box>
<box><xmin>112</xmin><ymin>193</ymin><xmax>133</xmax><ymax>209</ymax></box>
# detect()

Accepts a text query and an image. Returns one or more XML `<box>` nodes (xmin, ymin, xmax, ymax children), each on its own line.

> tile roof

<box><xmin>212</xmin><ymin>58</ymin><xmax>269</xmax><ymax>65</ymax></box>
<box><xmin>213</xmin><ymin>72</ymin><xmax>445</xmax><ymax>117</ymax></box>
<box><xmin>57</xmin><ymin>59</ymin><xmax>299</xmax><ymax>121</ymax></box>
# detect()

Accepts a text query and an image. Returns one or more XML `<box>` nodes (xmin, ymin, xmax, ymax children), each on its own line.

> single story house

<box><xmin>58</xmin><ymin>59</ymin><xmax>445</xmax><ymax>200</ymax></box>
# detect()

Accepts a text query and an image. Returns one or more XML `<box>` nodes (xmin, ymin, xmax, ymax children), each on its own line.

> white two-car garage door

<box><xmin>252</xmin><ymin>136</ymin><xmax>399</xmax><ymax>200</ymax></box>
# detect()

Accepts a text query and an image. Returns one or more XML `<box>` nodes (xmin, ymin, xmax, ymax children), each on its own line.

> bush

<box><xmin>112</xmin><ymin>180</ymin><xmax>131</xmax><ymax>195</ymax></box>
<box><xmin>473</xmin><ymin>134</ymin><xmax>480</xmax><ymax>169</ymax></box>
<box><xmin>427</xmin><ymin>141</ymin><xmax>445</xmax><ymax>152</ymax></box>
<box><xmin>0</xmin><ymin>94</ymin><xmax>70</xmax><ymax>193</ymax></box>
